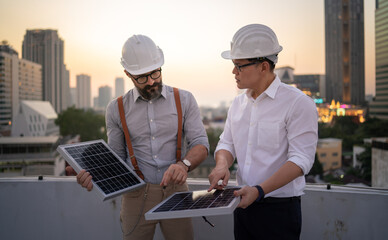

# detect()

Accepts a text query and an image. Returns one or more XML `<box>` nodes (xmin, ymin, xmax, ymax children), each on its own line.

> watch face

<box><xmin>183</xmin><ymin>159</ymin><xmax>191</xmax><ymax>166</ymax></box>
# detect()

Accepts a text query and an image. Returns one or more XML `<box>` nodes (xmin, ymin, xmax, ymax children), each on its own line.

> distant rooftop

<box><xmin>0</xmin><ymin>136</ymin><xmax>59</xmax><ymax>144</ymax></box>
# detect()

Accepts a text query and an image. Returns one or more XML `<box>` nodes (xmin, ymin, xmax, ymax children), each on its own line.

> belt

<box><xmin>257</xmin><ymin>196</ymin><xmax>301</xmax><ymax>204</ymax></box>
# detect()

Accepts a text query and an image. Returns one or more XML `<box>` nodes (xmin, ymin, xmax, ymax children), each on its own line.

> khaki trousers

<box><xmin>120</xmin><ymin>182</ymin><xmax>194</xmax><ymax>240</ymax></box>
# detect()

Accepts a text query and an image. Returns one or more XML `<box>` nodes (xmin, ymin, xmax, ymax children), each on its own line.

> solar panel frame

<box><xmin>57</xmin><ymin>139</ymin><xmax>146</xmax><ymax>201</ymax></box>
<box><xmin>145</xmin><ymin>187</ymin><xmax>241</xmax><ymax>220</ymax></box>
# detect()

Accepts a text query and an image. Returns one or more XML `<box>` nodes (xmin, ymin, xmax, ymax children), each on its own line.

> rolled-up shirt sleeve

<box><xmin>182</xmin><ymin>91</ymin><xmax>209</xmax><ymax>152</ymax></box>
<box><xmin>286</xmin><ymin>95</ymin><xmax>318</xmax><ymax>175</ymax></box>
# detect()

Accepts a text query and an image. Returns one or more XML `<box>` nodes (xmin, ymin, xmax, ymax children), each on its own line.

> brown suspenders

<box><xmin>117</xmin><ymin>87</ymin><xmax>182</xmax><ymax>180</ymax></box>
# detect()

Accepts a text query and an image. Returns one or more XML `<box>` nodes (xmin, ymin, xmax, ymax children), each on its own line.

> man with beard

<box><xmin>68</xmin><ymin>34</ymin><xmax>209</xmax><ymax>240</ymax></box>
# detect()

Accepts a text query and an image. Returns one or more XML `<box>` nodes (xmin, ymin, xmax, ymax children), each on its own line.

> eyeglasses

<box><xmin>130</xmin><ymin>68</ymin><xmax>162</xmax><ymax>84</ymax></box>
<box><xmin>233</xmin><ymin>57</ymin><xmax>267</xmax><ymax>72</ymax></box>
<box><xmin>233</xmin><ymin>62</ymin><xmax>259</xmax><ymax>72</ymax></box>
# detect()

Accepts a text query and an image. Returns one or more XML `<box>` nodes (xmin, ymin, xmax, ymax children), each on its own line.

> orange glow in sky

<box><xmin>0</xmin><ymin>0</ymin><xmax>376</xmax><ymax>107</ymax></box>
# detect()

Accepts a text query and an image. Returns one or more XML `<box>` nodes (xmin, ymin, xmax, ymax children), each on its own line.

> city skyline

<box><xmin>0</xmin><ymin>0</ymin><xmax>376</xmax><ymax>107</ymax></box>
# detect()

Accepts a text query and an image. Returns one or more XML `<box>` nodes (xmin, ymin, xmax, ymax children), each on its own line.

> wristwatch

<box><xmin>254</xmin><ymin>185</ymin><xmax>265</xmax><ymax>202</ymax></box>
<box><xmin>181</xmin><ymin>159</ymin><xmax>191</xmax><ymax>172</ymax></box>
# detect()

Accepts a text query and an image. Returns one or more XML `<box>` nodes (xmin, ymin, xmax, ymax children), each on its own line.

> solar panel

<box><xmin>57</xmin><ymin>139</ymin><xmax>146</xmax><ymax>201</ymax></box>
<box><xmin>145</xmin><ymin>187</ymin><xmax>241</xmax><ymax>220</ymax></box>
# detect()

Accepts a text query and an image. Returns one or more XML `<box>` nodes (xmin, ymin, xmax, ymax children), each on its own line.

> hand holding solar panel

<box><xmin>57</xmin><ymin>140</ymin><xmax>146</xmax><ymax>201</ymax></box>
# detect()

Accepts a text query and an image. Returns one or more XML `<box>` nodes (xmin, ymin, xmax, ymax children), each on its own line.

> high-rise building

<box><xmin>369</xmin><ymin>0</ymin><xmax>388</xmax><ymax>119</ymax></box>
<box><xmin>22</xmin><ymin>29</ymin><xmax>69</xmax><ymax>113</ymax></box>
<box><xmin>115</xmin><ymin>77</ymin><xmax>125</xmax><ymax>98</ymax></box>
<box><xmin>98</xmin><ymin>85</ymin><xmax>112</xmax><ymax>109</ymax></box>
<box><xmin>69</xmin><ymin>87</ymin><xmax>77</xmax><ymax>107</ymax></box>
<box><xmin>76</xmin><ymin>74</ymin><xmax>91</xmax><ymax>109</ymax></box>
<box><xmin>0</xmin><ymin>42</ymin><xmax>42</xmax><ymax>135</ymax></box>
<box><xmin>325</xmin><ymin>0</ymin><xmax>365</xmax><ymax>105</ymax></box>
<box><xmin>62</xmin><ymin>67</ymin><xmax>70</xmax><ymax>111</ymax></box>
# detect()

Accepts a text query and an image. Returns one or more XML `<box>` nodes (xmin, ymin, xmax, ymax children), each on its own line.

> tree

<box><xmin>357</xmin><ymin>145</ymin><xmax>372</xmax><ymax>182</ymax></box>
<box><xmin>308</xmin><ymin>153</ymin><xmax>323</xmax><ymax>178</ymax></box>
<box><xmin>55</xmin><ymin>107</ymin><xmax>107</xmax><ymax>142</ymax></box>
<box><xmin>206</xmin><ymin>128</ymin><xmax>223</xmax><ymax>156</ymax></box>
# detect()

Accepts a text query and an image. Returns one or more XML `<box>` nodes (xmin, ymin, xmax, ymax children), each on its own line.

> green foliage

<box><xmin>309</xmin><ymin>153</ymin><xmax>323</xmax><ymax>177</ymax></box>
<box><xmin>357</xmin><ymin>145</ymin><xmax>372</xmax><ymax>181</ymax></box>
<box><xmin>323</xmin><ymin>174</ymin><xmax>343</xmax><ymax>185</ymax></box>
<box><xmin>206</xmin><ymin>128</ymin><xmax>223</xmax><ymax>155</ymax></box>
<box><xmin>356</xmin><ymin>117</ymin><xmax>388</xmax><ymax>138</ymax></box>
<box><xmin>317</xmin><ymin>117</ymin><xmax>388</xmax><ymax>185</ymax></box>
<box><xmin>318</xmin><ymin>116</ymin><xmax>388</xmax><ymax>151</ymax></box>
<box><xmin>55</xmin><ymin>107</ymin><xmax>107</xmax><ymax>142</ymax></box>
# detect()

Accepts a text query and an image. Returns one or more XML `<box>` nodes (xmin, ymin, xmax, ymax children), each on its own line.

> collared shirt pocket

<box><xmin>257</xmin><ymin>122</ymin><xmax>281</xmax><ymax>149</ymax></box>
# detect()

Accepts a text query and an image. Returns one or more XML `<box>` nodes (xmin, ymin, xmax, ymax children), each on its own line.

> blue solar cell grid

<box><xmin>57</xmin><ymin>140</ymin><xmax>145</xmax><ymax>201</ymax></box>
<box><xmin>154</xmin><ymin>187</ymin><xmax>240</xmax><ymax>213</ymax></box>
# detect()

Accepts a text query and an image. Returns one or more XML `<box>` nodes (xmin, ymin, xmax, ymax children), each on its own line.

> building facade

<box><xmin>369</xmin><ymin>0</ymin><xmax>388</xmax><ymax>119</ymax></box>
<box><xmin>98</xmin><ymin>85</ymin><xmax>112</xmax><ymax>109</ymax></box>
<box><xmin>76</xmin><ymin>74</ymin><xmax>91</xmax><ymax>109</ymax></box>
<box><xmin>316</xmin><ymin>138</ymin><xmax>343</xmax><ymax>172</ymax></box>
<box><xmin>0</xmin><ymin>42</ymin><xmax>42</xmax><ymax>135</ymax></box>
<box><xmin>22</xmin><ymin>29</ymin><xmax>69</xmax><ymax>113</ymax></box>
<box><xmin>115</xmin><ymin>77</ymin><xmax>125</xmax><ymax>98</ymax></box>
<box><xmin>11</xmin><ymin>100</ymin><xmax>59</xmax><ymax>137</ymax></box>
<box><xmin>371</xmin><ymin>138</ymin><xmax>388</xmax><ymax>188</ymax></box>
<box><xmin>325</xmin><ymin>0</ymin><xmax>365</xmax><ymax>105</ymax></box>
<box><xmin>294</xmin><ymin>74</ymin><xmax>326</xmax><ymax>99</ymax></box>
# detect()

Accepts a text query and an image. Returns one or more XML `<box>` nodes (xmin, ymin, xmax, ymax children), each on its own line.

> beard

<box><xmin>137</xmin><ymin>79</ymin><xmax>163</xmax><ymax>100</ymax></box>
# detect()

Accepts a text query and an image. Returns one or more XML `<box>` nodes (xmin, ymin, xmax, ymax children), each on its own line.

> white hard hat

<box><xmin>120</xmin><ymin>35</ymin><xmax>164</xmax><ymax>75</ymax></box>
<box><xmin>221</xmin><ymin>24</ymin><xmax>283</xmax><ymax>63</ymax></box>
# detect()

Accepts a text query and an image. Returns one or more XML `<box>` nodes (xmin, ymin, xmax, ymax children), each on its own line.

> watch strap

<box><xmin>254</xmin><ymin>185</ymin><xmax>265</xmax><ymax>202</ymax></box>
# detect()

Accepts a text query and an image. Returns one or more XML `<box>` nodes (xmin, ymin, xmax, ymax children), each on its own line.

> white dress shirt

<box><xmin>215</xmin><ymin>76</ymin><xmax>318</xmax><ymax>197</ymax></box>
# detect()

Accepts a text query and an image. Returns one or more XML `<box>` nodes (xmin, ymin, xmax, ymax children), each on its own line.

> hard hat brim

<box><xmin>221</xmin><ymin>50</ymin><xmax>232</xmax><ymax>59</ymax></box>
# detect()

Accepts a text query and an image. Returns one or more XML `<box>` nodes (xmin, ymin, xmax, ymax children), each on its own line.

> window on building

<box><xmin>320</xmin><ymin>153</ymin><xmax>327</xmax><ymax>157</ymax></box>
<box><xmin>332</xmin><ymin>152</ymin><xmax>338</xmax><ymax>157</ymax></box>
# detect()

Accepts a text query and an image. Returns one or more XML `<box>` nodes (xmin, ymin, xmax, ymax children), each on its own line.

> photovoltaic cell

<box><xmin>145</xmin><ymin>187</ymin><xmax>241</xmax><ymax>220</ymax></box>
<box><xmin>57</xmin><ymin>139</ymin><xmax>145</xmax><ymax>201</ymax></box>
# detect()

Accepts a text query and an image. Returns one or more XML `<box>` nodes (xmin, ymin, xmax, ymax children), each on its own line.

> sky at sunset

<box><xmin>0</xmin><ymin>0</ymin><xmax>376</xmax><ymax>107</ymax></box>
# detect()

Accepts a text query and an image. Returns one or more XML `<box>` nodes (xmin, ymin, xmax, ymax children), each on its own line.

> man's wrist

<box><xmin>178</xmin><ymin>159</ymin><xmax>191</xmax><ymax>172</ymax></box>
<box><xmin>254</xmin><ymin>185</ymin><xmax>265</xmax><ymax>202</ymax></box>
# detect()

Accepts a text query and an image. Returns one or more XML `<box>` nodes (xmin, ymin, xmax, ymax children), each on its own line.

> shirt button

<box><xmin>154</xmin><ymin>155</ymin><xmax>157</xmax><ymax>159</ymax></box>
<box><xmin>149</xmin><ymin>101</ymin><xmax>153</xmax><ymax>104</ymax></box>
<box><xmin>150</xmin><ymin>119</ymin><xmax>153</xmax><ymax>122</ymax></box>
<box><xmin>152</xmin><ymin>136</ymin><xmax>155</xmax><ymax>140</ymax></box>
<box><xmin>158</xmin><ymin>169</ymin><xmax>160</xmax><ymax>172</ymax></box>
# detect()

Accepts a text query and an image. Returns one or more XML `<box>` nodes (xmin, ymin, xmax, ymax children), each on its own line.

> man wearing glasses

<box><xmin>71</xmin><ymin>34</ymin><xmax>209</xmax><ymax>240</ymax></box>
<box><xmin>208</xmin><ymin>24</ymin><xmax>318</xmax><ymax>239</ymax></box>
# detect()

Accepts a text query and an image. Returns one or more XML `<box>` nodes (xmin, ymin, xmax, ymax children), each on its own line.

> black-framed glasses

<box><xmin>233</xmin><ymin>57</ymin><xmax>268</xmax><ymax>72</ymax></box>
<box><xmin>233</xmin><ymin>62</ymin><xmax>259</xmax><ymax>72</ymax></box>
<box><xmin>130</xmin><ymin>68</ymin><xmax>162</xmax><ymax>84</ymax></box>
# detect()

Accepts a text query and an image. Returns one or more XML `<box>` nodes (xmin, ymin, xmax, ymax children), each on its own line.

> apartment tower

<box><xmin>370</xmin><ymin>0</ymin><xmax>388</xmax><ymax>119</ymax></box>
<box><xmin>22</xmin><ymin>29</ymin><xmax>69</xmax><ymax>113</ymax></box>
<box><xmin>76</xmin><ymin>74</ymin><xmax>91</xmax><ymax>109</ymax></box>
<box><xmin>325</xmin><ymin>0</ymin><xmax>365</xmax><ymax>105</ymax></box>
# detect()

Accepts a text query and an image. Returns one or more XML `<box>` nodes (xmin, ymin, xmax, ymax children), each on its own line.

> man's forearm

<box><xmin>183</xmin><ymin>145</ymin><xmax>208</xmax><ymax>171</ymax></box>
<box><xmin>215</xmin><ymin>149</ymin><xmax>234</xmax><ymax>168</ymax></box>
<box><xmin>260</xmin><ymin>161</ymin><xmax>303</xmax><ymax>195</ymax></box>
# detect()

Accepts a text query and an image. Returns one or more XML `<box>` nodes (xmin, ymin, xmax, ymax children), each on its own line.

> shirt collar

<box><xmin>245</xmin><ymin>75</ymin><xmax>281</xmax><ymax>100</ymax></box>
<box><xmin>264</xmin><ymin>75</ymin><xmax>281</xmax><ymax>99</ymax></box>
<box><xmin>133</xmin><ymin>83</ymin><xmax>166</xmax><ymax>102</ymax></box>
